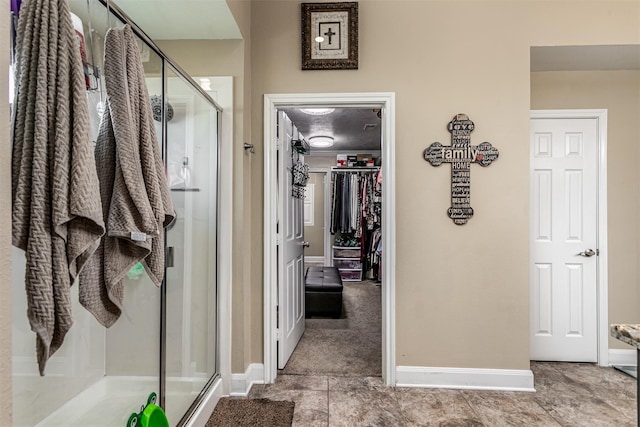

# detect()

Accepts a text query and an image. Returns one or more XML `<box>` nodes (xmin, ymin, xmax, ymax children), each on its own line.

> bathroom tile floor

<box><xmin>248</xmin><ymin>362</ymin><xmax>637</xmax><ymax>426</ymax></box>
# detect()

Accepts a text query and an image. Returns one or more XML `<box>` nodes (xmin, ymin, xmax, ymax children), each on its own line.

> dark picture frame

<box><xmin>301</xmin><ymin>2</ymin><xmax>358</xmax><ymax>70</ymax></box>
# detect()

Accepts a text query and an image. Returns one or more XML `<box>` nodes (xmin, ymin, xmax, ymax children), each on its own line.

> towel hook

<box><xmin>243</xmin><ymin>143</ymin><xmax>255</xmax><ymax>154</ymax></box>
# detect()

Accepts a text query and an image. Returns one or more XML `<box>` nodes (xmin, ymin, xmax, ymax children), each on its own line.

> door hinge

<box><xmin>596</xmin><ymin>248</ymin><xmax>600</xmax><ymax>256</ymax></box>
<box><xmin>276</xmin><ymin>235</ymin><xmax>282</xmax><ymax>246</ymax></box>
<box><xmin>276</xmin><ymin>328</ymin><xmax>282</xmax><ymax>341</ymax></box>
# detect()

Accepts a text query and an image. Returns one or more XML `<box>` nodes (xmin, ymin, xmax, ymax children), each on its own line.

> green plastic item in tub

<box><xmin>126</xmin><ymin>393</ymin><xmax>169</xmax><ymax>427</ymax></box>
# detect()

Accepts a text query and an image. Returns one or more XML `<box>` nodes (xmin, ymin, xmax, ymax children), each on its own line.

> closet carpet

<box><xmin>281</xmin><ymin>280</ymin><xmax>382</xmax><ymax>377</ymax></box>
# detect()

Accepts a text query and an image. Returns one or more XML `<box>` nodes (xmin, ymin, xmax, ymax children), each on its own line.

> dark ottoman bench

<box><xmin>305</xmin><ymin>266</ymin><xmax>343</xmax><ymax>318</ymax></box>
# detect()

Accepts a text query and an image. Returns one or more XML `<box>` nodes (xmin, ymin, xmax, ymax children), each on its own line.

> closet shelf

<box><xmin>331</xmin><ymin>166</ymin><xmax>380</xmax><ymax>170</ymax></box>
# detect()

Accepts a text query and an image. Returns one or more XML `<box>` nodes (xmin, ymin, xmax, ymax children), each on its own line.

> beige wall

<box><xmin>531</xmin><ymin>70</ymin><xmax>640</xmax><ymax>349</ymax></box>
<box><xmin>1</xmin><ymin>0</ymin><xmax>11</xmax><ymax>421</ymax></box>
<box><xmin>249</xmin><ymin>1</ymin><xmax>640</xmax><ymax>371</ymax></box>
<box><xmin>224</xmin><ymin>0</ymin><xmax>257</xmax><ymax>369</ymax></box>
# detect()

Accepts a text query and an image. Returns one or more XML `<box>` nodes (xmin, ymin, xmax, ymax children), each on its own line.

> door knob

<box><xmin>302</xmin><ymin>241</ymin><xmax>310</xmax><ymax>248</ymax></box>
<box><xmin>577</xmin><ymin>248</ymin><xmax>596</xmax><ymax>257</ymax></box>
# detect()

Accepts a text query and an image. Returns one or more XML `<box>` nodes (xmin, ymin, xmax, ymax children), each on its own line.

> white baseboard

<box><xmin>230</xmin><ymin>363</ymin><xmax>265</xmax><ymax>396</ymax></box>
<box><xmin>184</xmin><ymin>377</ymin><xmax>224</xmax><ymax>427</ymax></box>
<box><xmin>608</xmin><ymin>349</ymin><xmax>636</xmax><ymax>367</ymax></box>
<box><xmin>304</xmin><ymin>256</ymin><xmax>325</xmax><ymax>264</ymax></box>
<box><xmin>396</xmin><ymin>366</ymin><xmax>535</xmax><ymax>392</ymax></box>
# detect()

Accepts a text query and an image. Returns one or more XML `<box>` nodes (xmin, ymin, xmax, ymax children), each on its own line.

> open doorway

<box><xmin>283</xmin><ymin>107</ymin><xmax>383</xmax><ymax>377</ymax></box>
<box><xmin>528</xmin><ymin>44</ymin><xmax>640</xmax><ymax>369</ymax></box>
<box><xmin>263</xmin><ymin>93</ymin><xmax>396</xmax><ymax>385</ymax></box>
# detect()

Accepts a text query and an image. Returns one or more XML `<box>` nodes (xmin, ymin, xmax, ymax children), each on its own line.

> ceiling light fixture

<box><xmin>308</xmin><ymin>136</ymin><xmax>334</xmax><ymax>148</ymax></box>
<box><xmin>300</xmin><ymin>108</ymin><xmax>335</xmax><ymax>115</ymax></box>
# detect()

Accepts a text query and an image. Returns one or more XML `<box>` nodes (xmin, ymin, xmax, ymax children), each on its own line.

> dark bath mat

<box><xmin>205</xmin><ymin>397</ymin><xmax>295</xmax><ymax>427</ymax></box>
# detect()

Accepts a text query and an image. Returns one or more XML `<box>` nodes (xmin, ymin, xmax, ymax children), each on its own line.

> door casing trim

<box><xmin>530</xmin><ymin>109</ymin><xmax>608</xmax><ymax>366</ymax></box>
<box><xmin>264</xmin><ymin>92</ymin><xmax>396</xmax><ymax>384</ymax></box>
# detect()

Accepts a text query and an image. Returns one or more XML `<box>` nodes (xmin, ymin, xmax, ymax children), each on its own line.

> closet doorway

<box><xmin>263</xmin><ymin>93</ymin><xmax>397</xmax><ymax>385</ymax></box>
<box><xmin>303</xmin><ymin>170</ymin><xmax>330</xmax><ymax>265</ymax></box>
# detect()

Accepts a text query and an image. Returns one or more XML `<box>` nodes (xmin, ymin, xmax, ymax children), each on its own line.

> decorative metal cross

<box><xmin>424</xmin><ymin>114</ymin><xmax>499</xmax><ymax>225</ymax></box>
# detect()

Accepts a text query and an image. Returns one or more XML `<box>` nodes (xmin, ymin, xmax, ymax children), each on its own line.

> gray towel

<box><xmin>79</xmin><ymin>25</ymin><xmax>175</xmax><ymax>327</ymax></box>
<box><xmin>12</xmin><ymin>0</ymin><xmax>105</xmax><ymax>375</ymax></box>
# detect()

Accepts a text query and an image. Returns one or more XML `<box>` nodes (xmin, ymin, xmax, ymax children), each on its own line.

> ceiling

<box><xmin>283</xmin><ymin>108</ymin><xmax>382</xmax><ymax>153</ymax></box>
<box><xmin>531</xmin><ymin>45</ymin><xmax>640</xmax><ymax>71</ymax></box>
<box><xmin>107</xmin><ymin>0</ymin><xmax>242</xmax><ymax>40</ymax></box>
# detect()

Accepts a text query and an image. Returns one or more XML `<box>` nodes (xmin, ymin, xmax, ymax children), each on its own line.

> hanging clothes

<box><xmin>330</xmin><ymin>169</ymin><xmax>382</xmax><ymax>279</ymax></box>
<box><xmin>12</xmin><ymin>0</ymin><xmax>105</xmax><ymax>375</ymax></box>
<box><xmin>331</xmin><ymin>172</ymin><xmax>355</xmax><ymax>234</ymax></box>
<box><xmin>351</xmin><ymin>174</ymin><xmax>361</xmax><ymax>237</ymax></box>
<box><xmin>370</xmin><ymin>229</ymin><xmax>383</xmax><ymax>281</ymax></box>
<box><xmin>331</xmin><ymin>169</ymin><xmax>381</xmax><ymax>235</ymax></box>
<box><xmin>79</xmin><ymin>25</ymin><xmax>175</xmax><ymax>328</ymax></box>
<box><xmin>340</xmin><ymin>173</ymin><xmax>350</xmax><ymax>232</ymax></box>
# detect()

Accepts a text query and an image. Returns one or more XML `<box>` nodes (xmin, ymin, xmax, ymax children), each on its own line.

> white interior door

<box><xmin>277</xmin><ymin>111</ymin><xmax>305</xmax><ymax>369</ymax></box>
<box><xmin>530</xmin><ymin>116</ymin><xmax>598</xmax><ymax>362</ymax></box>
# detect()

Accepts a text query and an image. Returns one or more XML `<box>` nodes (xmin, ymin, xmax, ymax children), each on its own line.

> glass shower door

<box><xmin>162</xmin><ymin>67</ymin><xmax>219</xmax><ymax>426</ymax></box>
<box><xmin>12</xmin><ymin>5</ymin><xmax>166</xmax><ymax>424</ymax></box>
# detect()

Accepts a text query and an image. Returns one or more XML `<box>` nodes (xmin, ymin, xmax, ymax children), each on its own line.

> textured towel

<box><xmin>12</xmin><ymin>0</ymin><xmax>105</xmax><ymax>375</ymax></box>
<box><xmin>79</xmin><ymin>25</ymin><xmax>175</xmax><ymax>327</ymax></box>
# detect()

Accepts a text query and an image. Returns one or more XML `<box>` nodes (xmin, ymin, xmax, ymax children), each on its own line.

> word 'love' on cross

<box><xmin>423</xmin><ymin>114</ymin><xmax>499</xmax><ymax>225</ymax></box>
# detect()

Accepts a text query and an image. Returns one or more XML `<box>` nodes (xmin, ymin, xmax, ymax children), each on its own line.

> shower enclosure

<box><xmin>10</xmin><ymin>1</ymin><xmax>221</xmax><ymax>425</ymax></box>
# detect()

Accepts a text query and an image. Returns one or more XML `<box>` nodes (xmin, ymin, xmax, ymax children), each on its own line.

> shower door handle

<box><xmin>166</xmin><ymin>246</ymin><xmax>174</xmax><ymax>267</ymax></box>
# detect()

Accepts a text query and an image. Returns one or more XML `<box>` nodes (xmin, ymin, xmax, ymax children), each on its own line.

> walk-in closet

<box><xmin>277</xmin><ymin>107</ymin><xmax>383</xmax><ymax>377</ymax></box>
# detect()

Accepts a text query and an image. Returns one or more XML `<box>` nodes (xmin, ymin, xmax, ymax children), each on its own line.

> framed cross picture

<box><xmin>301</xmin><ymin>2</ymin><xmax>359</xmax><ymax>70</ymax></box>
